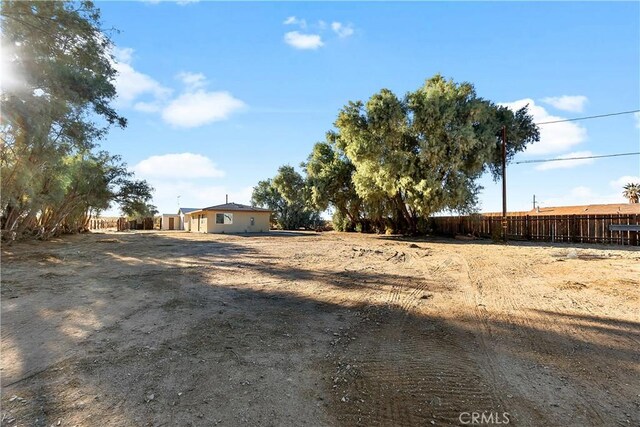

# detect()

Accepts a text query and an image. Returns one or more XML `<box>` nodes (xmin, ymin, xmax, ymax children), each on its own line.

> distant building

<box><xmin>483</xmin><ymin>203</ymin><xmax>640</xmax><ymax>216</ymax></box>
<box><xmin>184</xmin><ymin>203</ymin><xmax>271</xmax><ymax>233</ymax></box>
<box><xmin>161</xmin><ymin>214</ymin><xmax>181</xmax><ymax>230</ymax></box>
<box><xmin>161</xmin><ymin>208</ymin><xmax>197</xmax><ymax>231</ymax></box>
<box><xmin>178</xmin><ymin>207</ymin><xmax>198</xmax><ymax>231</ymax></box>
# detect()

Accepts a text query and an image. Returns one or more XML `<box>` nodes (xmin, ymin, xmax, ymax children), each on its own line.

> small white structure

<box><xmin>161</xmin><ymin>214</ymin><xmax>181</xmax><ymax>230</ymax></box>
<box><xmin>185</xmin><ymin>203</ymin><xmax>271</xmax><ymax>234</ymax></box>
<box><xmin>178</xmin><ymin>207</ymin><xmax>198</xmax><ymax>231</ymax></box>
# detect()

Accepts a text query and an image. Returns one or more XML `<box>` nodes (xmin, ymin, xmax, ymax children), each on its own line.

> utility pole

<box><xmin>502</xmin><ymin>126</ymin><xmax>508</xmax><ymax>243</ymax></box>
<box><xmin>532</xmin><ymin>194</ymin><xmax>536</xmax><ymax>211</ymax></box>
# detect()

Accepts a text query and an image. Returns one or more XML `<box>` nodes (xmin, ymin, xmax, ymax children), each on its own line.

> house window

<box><xmin>250</xmin><ymin>217</ymin><xmax>255</xmax><ymax>226</ymax></box>
<box><xmin>216</xmin><ymin>213</ymin><xmax>233</xmax><ymax>224</ymax></box>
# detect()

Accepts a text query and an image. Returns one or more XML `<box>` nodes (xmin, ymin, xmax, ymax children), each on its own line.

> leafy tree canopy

<box><xmin>329</xmin><ymin>74</ymin><xmax>540</xmax><ymax>233</ymax></box>
<box><xmin>304</xmin><ymin>132</ymin><xmax>364</xmax><ymax>231</ymax></box>
<box><xmin>251</xmin><ymin>166</ymin><xmax>320</xmax><ymax>230</ymax></box>
<box><xmin>1</xmin><ymin>1</ymin><xmax>153</xmax><ymax>239</ymax></box>
<box><xmin>623</xmin><ymin>182</ymin><xmax>640</xmax><ymax>204</ymax></box>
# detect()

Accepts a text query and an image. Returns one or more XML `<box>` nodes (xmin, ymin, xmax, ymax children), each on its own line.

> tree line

<box><xmin>252</xmin><ymin>76</ymin><xmax>540</xmax><ymax>234</ymax></box>
<box><xmin>1</xmin><ymin>1</ymin><xmax>156</xmax><ymax>241</ymax></box>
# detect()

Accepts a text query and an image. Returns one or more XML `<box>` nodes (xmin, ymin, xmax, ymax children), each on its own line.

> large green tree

<box><xmin>251</xmin><ymin>165</ymin><xmax>320</xmax><ymax>230</ymax></box>
<box><xmin>304</xmin><ymin>132</ymin><xmax>364</xmax><ymax>231</ymax></box>
<box><xmin>1</xmin><ymin>1</ymin><xmax>152</xmax><ymax>239</ymax></box>
<box><xmin>333</xmin><ymin>74</ymin><xmax>540</xmax><ymax>233</ymax></box>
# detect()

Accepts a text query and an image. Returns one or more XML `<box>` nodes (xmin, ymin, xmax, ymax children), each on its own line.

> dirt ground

<box><xmin>1</xmin><ymin>231</ymin><xmax>639</xmax><ymax>426</ymax></box>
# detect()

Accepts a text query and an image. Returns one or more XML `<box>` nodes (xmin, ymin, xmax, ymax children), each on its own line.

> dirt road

<box><xmin>2</xmin><ymin>231</ymin><xmax>639</xmax><ymax>426</ymax></box>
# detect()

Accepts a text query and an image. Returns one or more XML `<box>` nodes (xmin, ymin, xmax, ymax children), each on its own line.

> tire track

<box><xmin>383</xmin><ymin>257</ymin><xmax>453</xmax><ymax>314</ymax></box>
<box><xmin>331</xmin><ymin>309</ymin><xmax>503</xmax><ymax>427</ymax></box>
<box><xmin>457</xmin><ymin>250</ymin><xmax>607</xmax><ymax>425</ymax></box>
<box><xmin>330</xmin><ymin>250</ymin><xmax>504</xmax><ymax>426</ymax></box>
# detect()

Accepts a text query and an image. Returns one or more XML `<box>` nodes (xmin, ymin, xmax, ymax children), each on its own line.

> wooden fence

<box><xmin>88</xmin><ymin>217</ymin><xmax>122</xmax><ymax>230</ymax></box>
<box><xmin>88</xmin><ymin>217</ymin><xmax>151</xmax><ymax>231</ymax></box>
<box><xmin>430</xmin><ymin>214</ymin><xmax>640</xmax><ymax>246</ymax></box>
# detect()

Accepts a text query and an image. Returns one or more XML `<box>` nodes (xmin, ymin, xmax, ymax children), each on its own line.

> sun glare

<box><xmin>0</xmin><ymin>43</ymin><xmax>22</xmax><ymax>92</ymax></box>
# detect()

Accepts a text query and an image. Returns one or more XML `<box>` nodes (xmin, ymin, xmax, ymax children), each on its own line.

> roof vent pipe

<box><xmin>226</xmin><ymin>194</ymin><xmax>228</xmax><ymax>204</ymax></box>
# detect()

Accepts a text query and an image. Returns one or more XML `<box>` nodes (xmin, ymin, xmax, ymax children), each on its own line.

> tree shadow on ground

<box><xmin>1</xmin><ymin>231</ymin><xmax>638</xmax><ymax>426</ymax></box>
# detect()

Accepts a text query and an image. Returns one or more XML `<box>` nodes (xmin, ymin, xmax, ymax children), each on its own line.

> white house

<box><xmin>160</xmin><ymin>214</ymin><xmax>181</xmax><ymax>230</ymax></box>
<box><xmin>178</xmin><ymin>207</ymin><xmax>198</xmax><ymax>231</ymax></box>
<box><xmin>184</xmin><ymin>203</ymin><xmax>271</xmax><ymax>234</ymax></box>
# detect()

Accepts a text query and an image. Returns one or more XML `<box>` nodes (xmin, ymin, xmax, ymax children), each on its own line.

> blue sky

<box><xmin>98</xmin><ymin>1</ymin><xmax>640</xmax><ymax>215</ymax></box>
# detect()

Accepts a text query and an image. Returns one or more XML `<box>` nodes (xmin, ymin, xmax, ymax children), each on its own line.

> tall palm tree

<box><xmin>623</xmin><ymin>183</ymin><xmax>640</xmax><ymax>204</ymax></box>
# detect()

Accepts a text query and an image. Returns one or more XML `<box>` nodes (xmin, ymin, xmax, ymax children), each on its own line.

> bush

<box><xmin>491</xmin><ymin>220</ymin><xmax>503</xmax><ymax>243</ymax></box>
<box><xmin>332</xmin><ymin>210</ymin><xmax>356</xmax><ymax>232</ymax></box>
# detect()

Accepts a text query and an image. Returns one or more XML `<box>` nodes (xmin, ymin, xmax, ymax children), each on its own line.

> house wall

<box><xmin>206</xmin><ymin>211</ymin><xmax>270</xmax><ymax>233</ymax></box>
<box><xmin>187</xmin><ymin>211</ymin><xmax>270</xmax><ymax>233</ymax></box>
<box><xmin>179</xmin><ymin>213</ymin><xmax>190</xmax><ymax>231</ymax></box>
<box><xmin>190</xmin><ymin>213</ymin><xmax>208</xmax><ymax>233</ymax></box>
<box><xmin>161</xmin><ymin>215</ymin><xmax>181</xmax><ymax>230</ymax></box>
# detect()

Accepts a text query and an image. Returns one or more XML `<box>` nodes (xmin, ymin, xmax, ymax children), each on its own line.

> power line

<box><xmin>535</xmin><ymin>109</ymin><xmax>640</xmax><ymax>125</ymax></box>
<box><xmin>514</xmin><ymin>152</ymin><xmax>640</xmax><ymax>165</ymax></box>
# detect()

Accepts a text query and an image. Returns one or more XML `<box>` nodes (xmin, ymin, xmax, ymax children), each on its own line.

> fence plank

<box><xmin>431</xmin><ymin>213</ymin><xmax>640</xmax><ymax>246</ymax></box>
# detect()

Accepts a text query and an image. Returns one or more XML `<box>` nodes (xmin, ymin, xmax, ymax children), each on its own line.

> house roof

<box><xmin>178</xmin><ymin>207</ymin><xmax>198</xmax><ymax>214</ymax></box>
<box><xmin>482</xmin><ymin>203</ymin><xmax>640</xmax><ymax>216</ymax></box>
<box><xmin>188</xmin><ymin>203</ymin><xmax>271</xmax><ymax>215</ymax></box>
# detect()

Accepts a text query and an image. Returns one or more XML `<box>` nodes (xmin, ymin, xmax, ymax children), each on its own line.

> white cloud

<box><xmin>112</xmin><ymin>46</ymin><xmax>134</xmax><ymax>63</ymax></box>
<box><xmin>541</xmin><ymin>95</ymin><xmax>588</xmax><ymax>113</ymax></box>
<box><xmin>130</xmin><ymin>153</ymin><xmax>255</xmax><ymax>215</ymax></box>
<box><xmin>571</xmin><ymin>186</ymin><xmax>593</xmax><ymax>199</ymax></box>
<box><xmin>113</xmin><ymin>61</ymin><xmax>171</xmax><ymax>104</ymax></box>
<box><xmin>331</xmin><ymin>22</ymin><xmax>354</xmax><ymax>38</ymax></box>
<box><xmin>500</xmin><ymin>98</ymin><xmax>587</xmax><ymax>155</ymax></box>
<box><xmin>162</xmin><ymin>90</ymin><xmax>245</xmax><ymax>128</ymax></box>
<box><xmin>111</xmin><ymin>47</ymin><xmax>172</xmax><ymax>107</ymax></box>
<box><xmin>540</xmin><ymin>175</ymin><xmax>640</xmax><ymax>208</ymax></box>
<box><xmin>134</xmin><ymin>153</ymin><xmax>225</xmax><ymax>179</ymax></box>
<box><xmin>283</xmin><ymin>16</ymin><xmax>307</xmax><ymax>28</ymax></box>
<box><xmin>535</xmin><ymin>151</ymin><xmax>594</xmax><ymax>171</ymax></box>
<box><xmin>541</xmin><ymin>186</ymin><xmax>626</xmax><ymax>207</ymax></box>
<box><xmin>110</xmin><ymin>47</ymin><xmax>244</xmax><ymax>127</ymax></box>
<box><xmin>133</xmin><ymin>101</ymin><xmax>162</xmax><ymax>113</ymax></box>
<box><xmin>281</xmin><ymin>17</ymin><xmax>353</xmax><ymax>49</ymax></box>
<box><xmin>284</xmin><ymin>31</ymin><xmax>324</xmax><ymax>50</ymax></box>
<box><xmin>163</xmin><ymin>72</ymin><xmax>245</xmax><ymax>127</ymax></box>
<box><xmin>176</xmin><ymin>71</ymin><xmax>207</xmax><ymax>90</ymax></box>
<box><xmin>148</xmin><ymin>182</ymin><xmax>254</xmax><ymax>214</ymax></box>
<box><xmin>610</xmin><ymin>175</ymin><xmax>640</xmax><ymax>190</ymax></box>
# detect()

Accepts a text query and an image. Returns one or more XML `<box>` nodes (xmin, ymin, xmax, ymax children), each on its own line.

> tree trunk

<box><xmin>394</xmin><ymin>193</ymin><xmax>416</xmax><ymax>235</ymax></box>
